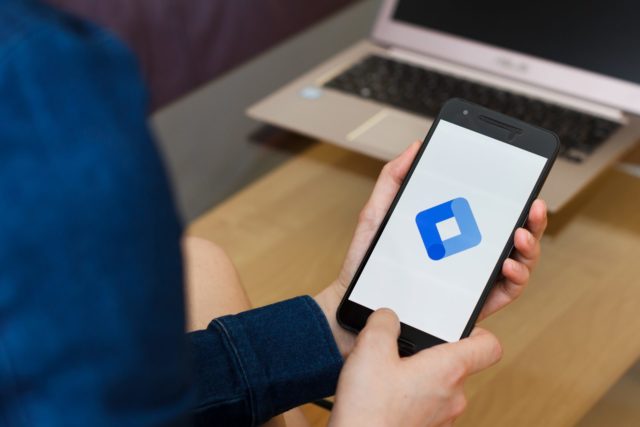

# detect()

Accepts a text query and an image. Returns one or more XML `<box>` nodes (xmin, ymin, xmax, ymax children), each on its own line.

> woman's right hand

<box><xmin>330</xmin><ymin>309</ymin><xmax>503</xmax><ymax>427</ymax></box>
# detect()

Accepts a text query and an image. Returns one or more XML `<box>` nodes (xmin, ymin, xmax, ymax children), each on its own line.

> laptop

<box><xmin>248</xmin><ymin>0</ymin><xmax>640</xmax><ymax>212</ymax></box>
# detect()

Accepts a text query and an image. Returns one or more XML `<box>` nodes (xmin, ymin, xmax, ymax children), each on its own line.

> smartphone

<box><xmin>337</xmin><ymin>98</ymin><xmax>559</xmax><ymax>354</ymax></box>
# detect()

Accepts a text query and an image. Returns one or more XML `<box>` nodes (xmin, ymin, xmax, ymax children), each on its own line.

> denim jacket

<box><xmin>0</xmin><ymin>1</ymin><xmax>343</xmax><ymax>426</ymax></box>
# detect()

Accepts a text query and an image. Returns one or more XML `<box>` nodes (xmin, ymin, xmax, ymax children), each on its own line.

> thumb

<box><xmin>422</xmin><ymin>328</ymin><xmax>503</xmax><ymax>376</ymax></box>
<box><xmin>355</xmin><ymin>308</ymin><xmax>401</xmax><ymax>359</ymax></box>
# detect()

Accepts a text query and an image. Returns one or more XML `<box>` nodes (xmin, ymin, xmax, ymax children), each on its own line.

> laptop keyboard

<box><xmin>324</xmin><ymin>55</ymin><xmax>621</xmax><ymax>163</ymax></box>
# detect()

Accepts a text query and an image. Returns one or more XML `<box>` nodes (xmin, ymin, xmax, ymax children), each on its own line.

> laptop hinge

<box><xmin>387</xmin><ymin>46</ymin><xmax>627</xmax><ymax>124</ymax></box>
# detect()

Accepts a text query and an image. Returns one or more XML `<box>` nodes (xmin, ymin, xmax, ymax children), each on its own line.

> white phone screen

<box><xmin>349</xmin><ymin>120</ymin><xmax>546</xmax><ymax>342</ymax></box>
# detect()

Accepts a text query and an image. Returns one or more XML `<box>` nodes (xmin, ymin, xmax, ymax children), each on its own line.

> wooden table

<box><xmin>188</xmin><ymin>142</ymin><xmax>640</xmax><ymax>427</ymax></box>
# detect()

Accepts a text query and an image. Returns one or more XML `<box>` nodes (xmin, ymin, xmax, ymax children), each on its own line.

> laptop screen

<box><xmin>393</xmin><ymin>0</ymin><xmax>640</xmax><ymax>85</ymax></box>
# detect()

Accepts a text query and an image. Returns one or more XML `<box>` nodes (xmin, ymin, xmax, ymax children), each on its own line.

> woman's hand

<box><xmin>329</xmin><ymin>309</ymin><xmax>502</xmax><ymax>427</ymax></box>
<box><xmin>314</xmin><ymin>141</ymin><xmax>548</xmax><ymax>356</ymax></box>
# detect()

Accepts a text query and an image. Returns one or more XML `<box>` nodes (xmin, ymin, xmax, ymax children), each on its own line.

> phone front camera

<box><xmin>463</xmin><ymin>109</ymin><xmax>469</xmax><ymax>116</ymax></box>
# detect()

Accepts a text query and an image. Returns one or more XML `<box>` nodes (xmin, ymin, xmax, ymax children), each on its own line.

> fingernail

<box><xmin>527</xmin><ymin>230</ymin><xmax>535</xmax><ymax>244</ymax></box>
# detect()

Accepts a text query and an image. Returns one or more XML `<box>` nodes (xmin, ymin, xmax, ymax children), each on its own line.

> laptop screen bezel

<box><xmin>371</xmin><ymin>0</ymin><xmax>640</xmax><ymax>116</ymax></box>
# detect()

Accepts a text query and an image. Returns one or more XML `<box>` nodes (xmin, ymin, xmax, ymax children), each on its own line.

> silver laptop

<box><xmin>248</xmin><ymin>0</ymin><xmax>640</xmax><ymax>212</ymax></box>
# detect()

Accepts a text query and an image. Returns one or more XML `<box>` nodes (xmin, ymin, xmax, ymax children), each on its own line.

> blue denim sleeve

<box><xmin>0</xmin><ymin>2</ymin><xmax>193</xmax><ymax>426</ymax></box>
<box><xmin>189</xmin><ymin>296</ymin><xmax>343</xmax><ymax>426</ymax></box>
<box><xmin>0</xmin><ymin>3</ymin><xmax>344</xmax><ymax>427</ymax></box>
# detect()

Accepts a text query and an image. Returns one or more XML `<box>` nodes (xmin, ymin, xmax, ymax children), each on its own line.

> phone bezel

<box><xmin>337</xmin><ymin>98</ymin><xmax>560</xmax><ymax>352</ymax></box>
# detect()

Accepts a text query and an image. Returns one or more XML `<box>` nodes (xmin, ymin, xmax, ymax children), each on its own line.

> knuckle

<box><xmin>358</xmin><ymin>205</ymin><xmax>374</xmax><ymax>224</ymax></box>
<box><xmin>358</xmin><ymin>204</ymin><xmax>382</xmax><ymax>229</ymax></box>
<box><xmin>381</xmin><ymin>162</ymin><xmax>393</xmax><ymax>177</ymax></box>
<box><xmin>358</xmin><ymin>327</ymin><xmax>383</xmax><ymax>348</ymax></box>
<box><xmin>534</xmin><ymin>240</ymin><xmax>542</xmax><ymax>258</ymax></box>
<box><xmin>449</xmin><ymin>394</ymin><xmax>468</xmax><ymax>419</ymax></box>
<box><xmin>519</xmin><ymin>263</ymin><xmax>531</xmax><ymax>282</ymax></box>
<box><xmin>445</xmin><ymin>359</ymin><xmax>468</xmax><ymax>384</ymax></box>
<box><xmin>382</xmin><ymin>160</ymin><xmax>402</xmax><ymax>181</ymax></box>
<box><xmin>540</xmin><ymin>205</ymin><xmax>549</xmax><ymax>223</ymax></box>
<box><xmin>488</xmin><ymin>335</ymin><xmax>504</xmax><ymax>362</ymax></box>
<box><xmin>495</xmin><ymin>342</ymin><xmax>504</xmax><ymax>362</ymax></box>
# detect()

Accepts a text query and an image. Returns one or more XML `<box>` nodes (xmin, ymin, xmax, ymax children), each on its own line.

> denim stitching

<box><xmin>213</xmin><ymin>319</ymin><xmax>257</xmax><ymax>427</ymax></box>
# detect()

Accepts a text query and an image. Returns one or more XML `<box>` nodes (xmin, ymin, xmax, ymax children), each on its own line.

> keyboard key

<box><xmin>324</xmin><ymin>55</ymin><xmax>621</xmax><ymax>163</ymax></box>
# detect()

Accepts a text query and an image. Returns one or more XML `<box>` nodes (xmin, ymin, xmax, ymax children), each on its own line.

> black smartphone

<box><xmin>337</xmin><ymin>98</ymin><xmax>559</xmax><ymax>354</ymax></box>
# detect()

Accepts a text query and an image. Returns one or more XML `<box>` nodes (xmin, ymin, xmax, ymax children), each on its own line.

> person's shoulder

<box><xmin>0</xmin><ymin>0</ymin><xmax>137</xmax><ymax>81</ymax></box>
<box><xmin>0</xmin><ymin>1</ymin><xmax>44</xmax><ymax>46</ymax></box>
<box><xmin>0</xmin><ymin>1</ymin><xmax>90</xmax><ymax>56</ymax></box>
<box><xmin>0</xmin><ymin>1</ymin><xmax>162</xmax><ymax>228</ymax></box>
<box><xmin>0</xmin><ymin>0</ymin><xmax>148</xmax><ymax>138</ymax></box>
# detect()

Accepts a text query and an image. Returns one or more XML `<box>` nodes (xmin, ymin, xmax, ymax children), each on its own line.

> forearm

<box><xmin>189</xmin><ymin>296</ymin><xmax>343</xmax><ymax>426</ymax></box>
<box><xmin>314</xmin><ymin>283</ymin><xmax>357</xmax><ymax>358</ymax></box>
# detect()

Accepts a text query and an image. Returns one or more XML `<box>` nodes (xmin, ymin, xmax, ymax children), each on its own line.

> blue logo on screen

<box><xmin>415</xmin><ymin>198</ymin><xmax>482</xmax><ymax>261</ymax></box>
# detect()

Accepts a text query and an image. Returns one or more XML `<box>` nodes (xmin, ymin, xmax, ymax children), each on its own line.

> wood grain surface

<box><xmin>188</xmin><ymin>142</ymin><xmax>640</xmax><ymax>427</ymax></box>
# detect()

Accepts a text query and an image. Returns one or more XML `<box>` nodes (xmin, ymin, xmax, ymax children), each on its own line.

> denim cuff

<box><xmin>192</xmin><ymin>296</ymin><xmax>343</xmax><ymax>425</ymax></box>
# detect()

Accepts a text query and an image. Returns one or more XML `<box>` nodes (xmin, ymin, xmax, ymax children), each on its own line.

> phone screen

<box><xmin>348</xmin><ymin>119</ymin><xmax>547</xmax><ymax>342</ymax></box>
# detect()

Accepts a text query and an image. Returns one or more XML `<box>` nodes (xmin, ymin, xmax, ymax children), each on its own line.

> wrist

<box><xmin>314</xmin><ymin>282</ymin><xmax>356</xmax><ymax>358</ymax></box>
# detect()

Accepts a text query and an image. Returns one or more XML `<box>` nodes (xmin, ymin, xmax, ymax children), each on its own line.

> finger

<box><xmin>356</xmin><ymin>308</ymin><xmax>401</xmax><ymax>359</ymax></box>
<box><xmin>337</xmin><ymin>142</ymin><xmax>422</xmax><ymax>288</ymax></box>
<box><xmin>477</xmin><ymin>283</ymin><xmax>514</xmax><ymax>321</ymax></box>
<box><xmin>526</xmin><ymin>199</ymin><xmax>548</xmax><ymax>240</ymax></box>
<box><xmin>512</xmin><ymin>227</ymin><xmax>541</xmax><ymax>271</ymax></box>
<box><xmin>468</xmin><ymin>327</ymin><xmax>490</xmax><ymax>337</ymax></box>
<box><xmin>359</xmin><ymin>141</ymin><xmax>421</xmax><ymax>226</ymax></box>
<box><xmin>501</xmin><ymin>257</ymin><xmax>530</xmax><ymax>288</ymax></box>
<box><xmin>456</xmin><ymin>328</ymin><xmax>502</xmax><ymax>375</ymax></box>
<box><xmin>477</xmin><ymin>259</ymin><xmax>529</xmax><ymax>320</ymax></box>
<box><xmin>382</xmin><ymin>140</ymin><xmax>421</xmax><ymax>187</ymax></box>
<box><xmin>429</xmin><ymin>328</ymin><xmax>503</xmax><ymax>376</ymax></box>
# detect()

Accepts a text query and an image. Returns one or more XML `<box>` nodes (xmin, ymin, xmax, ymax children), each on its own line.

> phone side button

<box><xmin>398</xmin><ymin>338</ymin><xmax>417</xmax><ymax>357</ymax></box>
